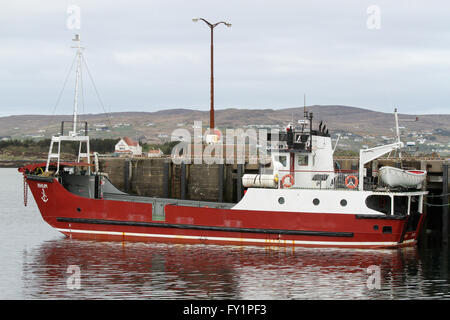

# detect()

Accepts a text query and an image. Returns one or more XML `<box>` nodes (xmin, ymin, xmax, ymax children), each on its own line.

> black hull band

<box><xmin>57</xmin><ymin>217</ymin><xmax>354</xmax><ymax>238</ymax></box>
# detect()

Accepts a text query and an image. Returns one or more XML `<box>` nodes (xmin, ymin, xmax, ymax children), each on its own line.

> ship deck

<box><xmin>102</xmin><ymin>192</ymin><xmax>235</xmax><ymax>210</ymax></box>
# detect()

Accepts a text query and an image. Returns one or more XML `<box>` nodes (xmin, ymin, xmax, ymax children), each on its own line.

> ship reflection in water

<box><xmin>21</xmin><ymin>239</ymin><xmax>450</xmax><ymax>299</ymax></box>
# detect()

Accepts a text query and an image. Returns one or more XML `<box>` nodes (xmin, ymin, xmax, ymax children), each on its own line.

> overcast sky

<box><xmin>1</xmin><ymin>0</ymin><xmax>450</xmax><ymax>117</ymax></box>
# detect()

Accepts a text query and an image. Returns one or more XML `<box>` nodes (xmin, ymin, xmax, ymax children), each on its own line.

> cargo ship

<box><xmin>18</xmin><ymin>35</ymin><xmax>427</xmax><ymax>249</ymax></box>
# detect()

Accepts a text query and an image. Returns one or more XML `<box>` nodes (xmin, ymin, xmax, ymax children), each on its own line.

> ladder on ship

<box><xmin>45</xmin><ymin>132</ymin><xmax>90</xmax><ymax>175</ymax></box>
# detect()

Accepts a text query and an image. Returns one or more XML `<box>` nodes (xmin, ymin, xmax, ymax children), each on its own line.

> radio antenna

<box><xmin>303</xmin><ymin>94</ymin><xmax>308</xmax><ymax>119</ymax></box>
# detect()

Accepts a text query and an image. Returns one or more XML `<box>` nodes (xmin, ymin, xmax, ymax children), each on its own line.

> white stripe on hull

<box><xmin>57</xmin><ymin>228</ymin><xmax>415</xmax><ymax>247</ymax></box>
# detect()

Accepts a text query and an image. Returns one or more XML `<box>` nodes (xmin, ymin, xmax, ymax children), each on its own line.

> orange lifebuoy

<box><xmin>281</xmin><ymin>174</ymin><xmax>295</xmax><ymax>188</ymax></box>
<box><xmin>345</xmin><ymin>175</ymin><xmax>359</xmax><ymax>189</ymax></box>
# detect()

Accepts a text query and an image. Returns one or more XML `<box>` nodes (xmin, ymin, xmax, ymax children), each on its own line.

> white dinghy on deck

<box><xmin>379</xmin><ymin>166</ymin><xmax>426</xmax><ymax>189</ymax></box>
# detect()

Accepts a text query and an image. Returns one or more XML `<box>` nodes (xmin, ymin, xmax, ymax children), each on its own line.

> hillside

<box><xmin>0</xmin><ymin>106</ymin><xmax>449</xmax><ymax>152</ymax></box>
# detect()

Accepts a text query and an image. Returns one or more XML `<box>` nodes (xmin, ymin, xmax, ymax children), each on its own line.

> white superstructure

<box><xmin>235</xmin><ymin>110</ymin><xmax>427</xmax><ymax>217</ymax></box>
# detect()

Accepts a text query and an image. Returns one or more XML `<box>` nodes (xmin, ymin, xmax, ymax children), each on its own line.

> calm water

<box><xmin>1</xmin><ymin>168</ymin><xmax>449</xmax><ymax>300</ymax></box>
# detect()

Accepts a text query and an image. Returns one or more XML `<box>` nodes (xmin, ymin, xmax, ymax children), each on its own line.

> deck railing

<box><xmin>276</xmin><ymin>169</ymin><xmax>376</xmax><ymax>190</ymax></box>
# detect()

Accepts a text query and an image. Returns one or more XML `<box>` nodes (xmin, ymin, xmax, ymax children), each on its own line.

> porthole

<box><xmin>340</xmin><ymin>199</ymin><xmax>347</xmax><ymax>207</ymax></box>
<box><xmin>278</xmin><ymin>197</ymin><xmax>285</xmax><ymax>205</ymax></box>
<box><xmin>313</xmin><ymin>198</ymin><xmax>320</xmax><ymax>206</ymax></box>
<box><xmin>373</xmin><ymin>225</ymin><xmax>379</xmax><ymax>231</ymax></box>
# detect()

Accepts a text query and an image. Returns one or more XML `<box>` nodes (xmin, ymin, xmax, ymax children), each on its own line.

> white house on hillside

<box><xmin>147</xmin><ymin>149</ymin><xmax>163</xmax><ymax>158</ymax></box>
<box><xmin>115</xmin><ymin>137</ymin><xmax>142</xmax><ymax>156</ymax></box>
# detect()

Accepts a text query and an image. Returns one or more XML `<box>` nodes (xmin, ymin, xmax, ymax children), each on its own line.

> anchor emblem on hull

<box><xmin>41</xmin><ymin>189</ymin><xmax>48</xmax><ymax>203</ymax></box>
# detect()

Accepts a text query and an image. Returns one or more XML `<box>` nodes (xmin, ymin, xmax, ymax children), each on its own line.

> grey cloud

<box><xmin>0</xmin><ymin>0</ymin><xmax>449</xmax><ymax>116</ymax></box>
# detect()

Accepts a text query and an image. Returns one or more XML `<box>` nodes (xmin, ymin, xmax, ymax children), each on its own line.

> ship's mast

<box><xmin>45</xmin><ymin>34</ymin><xmax>90</xmax><ymax>175</ymax></box>
<box><xmin>71</xmin><ymin>34</ymin><xmax>83</xmax><ymax>137</ymax></box>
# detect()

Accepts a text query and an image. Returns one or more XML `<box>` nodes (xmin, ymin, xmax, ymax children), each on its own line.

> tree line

<box><xmin>0</xmin><ymin>138</ymin><xmax>179</xmax><ymax>156</ymax></box>
<box><xmin>0</xmin><ymin>138</ymin><xmax>120</xmax><ymax>155</ymax></box>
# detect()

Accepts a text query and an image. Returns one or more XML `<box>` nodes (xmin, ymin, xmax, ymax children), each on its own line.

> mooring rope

<box><xmin>423</xmin><ymin>192</ymin><xmax>450</xmax><ymax>207</ymax></box>
<box><xmin>425</xmin><ymin>193</ymin><xmax>450</xmax><ymax>198</ymax></box>
<box><xmin>424</xmin><ymin>203</ymin><xmax>450</xmax><ymax>207</ymax></box>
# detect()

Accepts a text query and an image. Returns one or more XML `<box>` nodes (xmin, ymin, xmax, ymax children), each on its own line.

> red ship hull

<box><xmin>22</xmin><ymin>173</ymin><xmax>425</xmax><ymax>249</ymax></box>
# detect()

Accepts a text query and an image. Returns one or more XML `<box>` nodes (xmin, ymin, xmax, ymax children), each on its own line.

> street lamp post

<box><xmin>193</xmin><ymin>18</ymin><xmax>231</xmax><ymax>130</ymax></box>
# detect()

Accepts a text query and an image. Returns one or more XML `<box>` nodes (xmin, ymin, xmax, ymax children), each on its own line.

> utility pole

<box><xmin>193</xmin><ymin>18</ymin><xmax>231</xmax><ymax>130</ymax></box>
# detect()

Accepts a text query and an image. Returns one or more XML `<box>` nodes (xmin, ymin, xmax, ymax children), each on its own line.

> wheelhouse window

<box><xmin>297</xmin><ymin>155</ymin><xmax>309</xmax><ymax>166</ymax></box>
<box><xmin>278</xmin><ymin>155</ymin><xmax>287</xmax><ymax>167</ymax></box>
<box><xmin>365</xmin><ymin>195</ymin><xmax>391</xmax><ymax>215</ymax></box>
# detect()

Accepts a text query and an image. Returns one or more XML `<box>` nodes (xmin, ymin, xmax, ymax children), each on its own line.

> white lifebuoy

<box><xmin>345</xmin><ymin>175</ymin><xmax>359</xmax><ymax>189</ymax></box>
<box><xmin>281</xmin><ymin>174</ymin><xmax>295</xmax><ymax>188</ymax></box>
